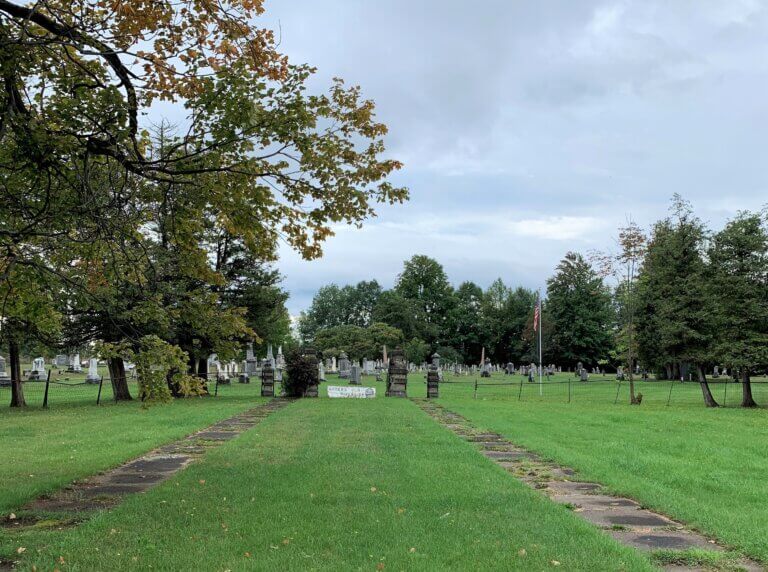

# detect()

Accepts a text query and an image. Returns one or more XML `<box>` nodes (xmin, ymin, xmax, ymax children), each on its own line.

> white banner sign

<box><xmin>327</xmin><ymin>386</ymin><xmax>376</xmax><ymax>399</ymax></box>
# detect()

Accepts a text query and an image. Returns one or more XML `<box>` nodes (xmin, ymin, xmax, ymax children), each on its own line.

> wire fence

<box><xmin>460</xmin><ymin>375</ymin><xmax>768</xmax><ymax>407</ymax></box>
<box><xmin>0</xmin><ymin>369</ymin><xmax>269</xmax><ymax>411</ymax></box>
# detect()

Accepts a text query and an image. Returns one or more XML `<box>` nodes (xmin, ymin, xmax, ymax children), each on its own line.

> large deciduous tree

<box><xmin>546</xmin><ymin>252</ymin><xmax>614</xmax><ymax>368</ymax></box>
<box><xmin>1</xmin><ymin>0</ymin><xmax>406</xmax><ymax>405</ymax></box>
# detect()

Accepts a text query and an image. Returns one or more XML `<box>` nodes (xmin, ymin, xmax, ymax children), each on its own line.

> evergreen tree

<box><xmin>708</xmin><ymin>212</ymin><xmax>768</xmax><ymax>407</ymax></box>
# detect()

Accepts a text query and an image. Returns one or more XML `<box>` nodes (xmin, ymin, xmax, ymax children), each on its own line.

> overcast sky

<box><xmin>257</xmin><ymin>0</ymin><xmax>768</xmax><ymax>314</ymax></box>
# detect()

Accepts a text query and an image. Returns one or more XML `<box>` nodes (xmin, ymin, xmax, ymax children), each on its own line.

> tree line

<box><xmin>300</xmin><ymin>196</ymin><xmax>768</xmax><ymax>407</ymax></box>
<box><xmin>0</xmin><ymin>1</ymin><xmax>406</xmax><ymax>407</ymax></box>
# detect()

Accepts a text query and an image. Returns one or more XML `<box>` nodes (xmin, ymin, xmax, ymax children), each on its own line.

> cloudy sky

<box><xmin>256</xmin><ymin>0</ymin><xmax>768</xmax><ymax>314</ymax></box>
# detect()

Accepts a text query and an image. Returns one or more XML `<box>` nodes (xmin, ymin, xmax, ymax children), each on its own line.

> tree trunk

<box><xmin>167</xmin><ymin>368</ymin><xmax>181</xmax><ymax>398</ymax></box>
<box><xmin>107</xmin><ymin>356</ymin><xmax>132</xmax><ymax>401</ymax></box>
<box><xmin>197</xmin><ymin>357</ymin><xmax>208</xmax><ymax>379</ymax></box>
<box><xmin>9</xmin><ymin>338</ymin><xmax>25</xmax><ymax>407</ymax></box>
<box><xmin>740</xmin><ymin>368</ymin><xmax>757</xmax><ymax>408</ymax></box>
<box><xmin>696</xmin><ymin>365</ymin><xmax>719</xmax><ymax>408</ymax></box>
<box><xmin>187</xmin><ymin>353</ymin><xmax>197</xmax><ymax>375</ymax></box>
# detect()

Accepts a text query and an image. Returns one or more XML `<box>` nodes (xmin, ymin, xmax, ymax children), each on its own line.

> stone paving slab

<box><xmin>413</xmin><ymin>399</ymin><xmax>764</xmax><ymax>572</ymax></box>
<box><xmin>14</xmin><ymin>399</ymin><xmax>293</xmax><ymax>519</ymax></box>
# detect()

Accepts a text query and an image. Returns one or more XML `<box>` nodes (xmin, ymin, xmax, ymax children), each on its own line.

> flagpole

<box><xmin>538</xmin><ymin>290</ymin><xmax>543</xmax><ymax>396</ymax></box>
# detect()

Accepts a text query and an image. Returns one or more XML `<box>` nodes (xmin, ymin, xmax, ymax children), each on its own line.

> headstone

<box><xmin>386</xmin><ymin>349</ymin><xmax>408</xmax><ymax>397</ymax></box>
<box><xmin>505</xmin><ymin>362</ymin><xmax>515</xmax><ymax>375</ymax></box>
<box><xmin>266</xmin><ymin>344</ymin><xmax>275</xmax><ymax>369</ymax></box>
<box><xmin>318</xmin><ymin>361</ymin><xmax>326</xmax><ymax>382</ymax></box>
<box><xmin>30</xmin><ymin>357</ymin><xmax>46</xmax><ymax>381</ymax></box>
<box><xmin>85</xmin><ymin>358</ymin><xmax>101</xmax><ymax>384</ymax></box>
<box><xmin>261</xmin><ymin>362</ymin><xmax>275</xmax><ymax>397</ymax></box>
<box><xmin>245</xmin><ymin>342</ymin><xmax>259</xmax><ymax>376</ymax></box>
<box><xmin>338</xmin><ymin>351</ymin><xmax>351</xmax><ymax>379</ymax></box>
<box><xmin>481</xmin><ymin>358</ymin><xmax>492</xmax><ymax>378</ymax></box>
<box><xmin>276</xmin><ymin>345</ymin><xmax>285</xmax><ymax>370</ymax></box>
<box><xmin>580</xmin><ymin>368</ymin><xmax>589</xmax><ymax>382</ymax></box>
<box><xmin>0</xmin><ymin>355</ymin><xmax>9</xmax><ymax>386</ymax></box>
<box><xmin>68</xmin><ymin>353</ymin><xmax>82</xmax><ymax>373</ymax></box>
<box><xmin>616</xmin><ymin>366</ymin><xmax>625</xmax><ymax>381</ymax></box>
<box><xmin>712</xmin><ymin>366</ymin><xmax>720</xmax><ymax>379</ymax></box>
<box><xmin>55</xmin><ymin>354</ymin><xmax>68</xmax><ymax>367</ymax></box>
<box><xmin>350</xmin><ymin>364</ymin><xmax>362</xmax><ymax>385</ymax></box>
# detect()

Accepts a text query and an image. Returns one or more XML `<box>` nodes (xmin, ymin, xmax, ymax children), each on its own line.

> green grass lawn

<box><xmin>7</xmin><ymin>397</ymin><xmax>654</xmax><ymax>571</ymax></box>
<box><xmin>437</xmin><ymin>373</ymin><xmax>768</xmax><ymax>564</ymax></box>
<box><xmin>0</xmin><ymin>383</ymin><xmax>264</xmax><ymax>513</ymax></box>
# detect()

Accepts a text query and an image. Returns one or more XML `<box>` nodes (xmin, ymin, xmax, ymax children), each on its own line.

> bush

<box><xmin>284</xmin><ymin>348</ymin><xmax>318</xmax><ymax>397</ymax></box>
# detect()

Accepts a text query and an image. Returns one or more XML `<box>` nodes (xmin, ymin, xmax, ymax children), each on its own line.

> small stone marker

<box><xmin>349</xmin><ymin>364</ymin><xmax>362</xmax><ymax>385</ymax></box>
<box><xmin>86</xmin><ymin>358</ymin><xmax>101</xmax><ymax>384</ymax></box>
<box><xmin>427</xmin><ymin>353</ymin><xmax>440</xmax><ymax>398</ymax></box>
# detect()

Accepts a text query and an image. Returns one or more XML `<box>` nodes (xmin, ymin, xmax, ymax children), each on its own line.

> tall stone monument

<box><xmin>0</xmin><ymin>355</ymin><xmax>10</xmax><ymax>386</ymax></box>
<box><xmin>427</xmin><ymin>353</ymin><xmax>440</xmax><ymax>398</ymax></box>
<box><xmin>386</xmin><ymin>349</ymin><xmax>408</xmax><ymax>397</ymax></box>
<box><xmin>30</xmin><ymin>357</ymin><xmax>46</xmax><ymax>381</ymax></box>
<box><xmin>68</xmin><ymin>353</ymin><xmax>82</xmax><ymax>373</ymax></box>
<box><xmin>338</xmin><ymin>351</ymin><xmax>351</xmax><ymax>379</ymax></box>
<box><xmin>261</xmin><ymin>361</ymin><xmax>275</xmax><ymax>397</ymax></box>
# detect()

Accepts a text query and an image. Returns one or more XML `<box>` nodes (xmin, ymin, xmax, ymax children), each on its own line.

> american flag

<box><xmin>533</xmin><ymin>297</ymin><xmax>540</xmax><ymax>332</ymax></box>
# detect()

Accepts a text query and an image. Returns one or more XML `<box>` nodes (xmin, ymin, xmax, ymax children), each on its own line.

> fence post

<box><xmin>666</xmin><ymin>380</ymin><xmax>674</xmax><ymax>406</ymax></box>
<box><xmin>614</xmin><ymin>380</ymin><xmax>622</xmax><ymax>404</ymax></box>
<box><xmin>568</xmin><ymin>377</ymin><xmax>572</xmax><ymax>404</ymax></box>
<box><xmin>96</xmin><ymin>375</ymin><xmax>104</xmax><ymax>405</ymax></box>
<box><xmin>42</xmin><ymin>369</ymin><xmax>51</xmax><ymax>408</ymax></box>
<box><xmin>214</xmin><ymin>374</ymin><xmax>219</xmax><ymax>397</ymax></box>
<box><xmin>723</xmin><ymin>380</ymin><xmax>728</xmax><ymax>407</ymax></box>
<box><xmin>517</xmin><ymin>377</ymin><xmax>524</xmax><ymax>401</ymax></box>
<box><xmin>473</xmin><ymin>378</ymin><xmax>478</xmax><ymax>399</ymax></box>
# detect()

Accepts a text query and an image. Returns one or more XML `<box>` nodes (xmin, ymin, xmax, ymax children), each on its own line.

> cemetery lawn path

<box><xmin>441</xmin><ymin>395</ymin><xmax>768</xmax><ymax>564</ymax></box>
<box><xmin>11</xmin><ymin>398</ymin><xmax>654</xmax><ymax>571</ymax></box>
<box><xmin>0</xmin><ymin>394</ymin><xmax>266</xmax><ymax>513</ymax></box>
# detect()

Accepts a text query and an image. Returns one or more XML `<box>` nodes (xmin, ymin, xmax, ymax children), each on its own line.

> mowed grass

<box><xmin>0</xmin><ymin>382</ymin><xmax>264</xmax><ymax>513</ymax></box>
<box><xmin>437</xmin><ymin>373</ymin><xmax>768</xmax><ymax>564</ymax></box>
<box><xmin>10</xmin><ymin>398</ymin><xmax>654</xmax><ymax>571</ymax></box>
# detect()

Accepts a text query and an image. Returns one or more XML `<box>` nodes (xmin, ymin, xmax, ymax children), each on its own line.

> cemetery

<box><xmin>1</xmin><ymin>1</ymin><xmax>767</xmax><ymax>571</ymax></box>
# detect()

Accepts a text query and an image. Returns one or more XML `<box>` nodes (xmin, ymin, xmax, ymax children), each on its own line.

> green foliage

<box><xmin>404</xmin><ymin>337</ymin><xmax>431</xmax><ymax>364</ymax></box>
<box><xmin>546</xmin><ymin>252</ymin><xmax>614</xmax><ymax>367</ymax></box>
<box><xmin>636</xmin><ymin>197</ymin><xmax>713</xmax><ymax>374</ymax></box>
<box><xmin>395</xmin><ymin>255</ymin><xmax>454</xmax><ymax>346</ymax></box>
<box><xmin>707</xmin><ymin>212</ymin><xmax>768</xmax><ymax>371</ymax></box>
<box><xmin>298</xmin><ymin>281</ymin><xmax>383</xmax><ymax>341</ymax></box>
<box><xmin>130</xmin><ymin>336</ymin><xmax>189</xmax><ymax>404</ymax></box>
<box><xmin>314</xmin><ymin>322</ymin><xmax>403</xmax><ymax>361</ymax></box>
<box><xmin>283</xmin><ymin>349</ymin><xmax>318</xmax><ymax>397</ymax></box>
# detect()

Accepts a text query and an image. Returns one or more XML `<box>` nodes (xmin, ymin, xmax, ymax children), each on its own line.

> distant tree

<box><xmin>592</xmin><ymin>219</ymin><xmax>647</xmax><ymax>404</ymax></box>
<box><xmin>395</xmin><ymin>255</ymin><xmax>454</xmax><ymax>346</ymax></box>
<box><xmin>445</xmin><ymin>281</ymin><xmax>484</xmax><ymax>363</ymax></box>
<box><xmin>372</xmin><ymin>290</ymin><xmax>421</xmax><ymax>340</ymax></box>
<box><xmin>404</xmin><ymin>337</ymin><xmax>431</xmax><ymax>365</ymax></box>
<box><xmin>313</xmin><ymin>322</ymin><xmax>402</xmax><ymax>361</ymax></box>
<box><xmin>299</xmin><ymin>281</ymin><xmax>383</xmax><ymax>341</ymax></box>
<box><xmin>546</xmin><ymin>252</ymin><xmax>614</xmax><ymax>368</ymax></box>
<box><xmin>708</xmin><ymin>212</ymin><xmax>768</xmax><ymax>407</ymax></box>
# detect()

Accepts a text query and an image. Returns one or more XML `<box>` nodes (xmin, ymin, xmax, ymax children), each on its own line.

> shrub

<box><xmin>284</xmin><ymin>348</ymin><xmax>318</xmax><ymax>397</ymax></box>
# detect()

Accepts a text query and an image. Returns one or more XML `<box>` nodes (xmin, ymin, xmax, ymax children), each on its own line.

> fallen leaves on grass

<box><xmin>408</xmin><ymin>547</ymin><xmax>416</xmax><ymax>553</ymax></box>
<box><xmin>16</xmin><ymin>547</ymin><xmax>26</xmax><ymax>554</ymax></box>
<box><xmin>551</xmin><ymin>560</ymin><xmax>561</xmax><ymax>566</ymax></box>
<box><xmin>518</xmin><ymin>549</ymin><xmax>527</xmax><ymax>557</ymax></box>
<box><xmin>9</xmin><ymin>513</ymin><xmax>16</xmax><ymax>520</ymax></box>
<box><xmin>376</xmin><ymin>564</ymin><xmax>385</xmax><ymax>570</ymax></box>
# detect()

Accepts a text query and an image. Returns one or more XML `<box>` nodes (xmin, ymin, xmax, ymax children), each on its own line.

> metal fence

<box><xmin>0</xmin><ymin>370</ymin><xmax>268</xmax><ymax>410</ymax></box>
<box><xmin>463</xmin><ymin>375</ymin><xmax>768</xmax><ymax>407</ymax></box>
